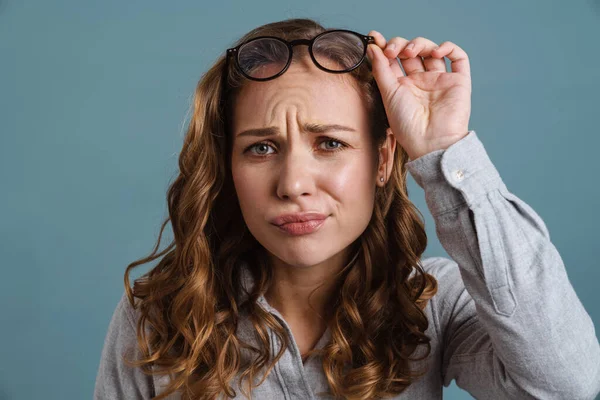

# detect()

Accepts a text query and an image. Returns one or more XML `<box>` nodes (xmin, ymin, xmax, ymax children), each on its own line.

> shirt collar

<box><xmin>237</xmin><ymin>259</ymin><xmax>332</xmax><ymax>351</ymax></box>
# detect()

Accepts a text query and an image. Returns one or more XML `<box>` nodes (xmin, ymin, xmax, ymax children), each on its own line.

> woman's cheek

<box><xmin>326</xmin><ymin>159</ymin><xmax>371</xmax><ymax>194</ymax></box>
<box><xmin>233</xmin><ymin>165</ymin><xmax>273</xmax><ymax>213</ymax></box>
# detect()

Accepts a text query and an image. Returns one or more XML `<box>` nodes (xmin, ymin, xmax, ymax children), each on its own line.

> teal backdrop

<box><xmin>1</xmin><ymin>0</ymin><xmax>599</xmax><ymax>399</ymax></box>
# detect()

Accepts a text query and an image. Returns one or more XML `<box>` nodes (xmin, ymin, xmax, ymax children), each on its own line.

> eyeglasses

<box><xmin>224</xmin><ymin>29</ymin><xmax>375</xmax><ymax>81</ymax></box>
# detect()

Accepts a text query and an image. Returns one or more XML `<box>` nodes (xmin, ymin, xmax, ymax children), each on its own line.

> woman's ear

<box><xmin>377</xmin><ymin>127</ymin><xmax>397</xmax><ymax>186</ymax></box>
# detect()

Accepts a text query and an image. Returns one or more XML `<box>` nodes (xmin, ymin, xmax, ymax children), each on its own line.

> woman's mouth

<box><xmin>274</xmin><ymin>218</ymin><xmax>327</xmax><ymax>236</ymax></box>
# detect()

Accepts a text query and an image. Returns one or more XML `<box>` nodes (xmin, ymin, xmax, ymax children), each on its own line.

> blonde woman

<box><xmin>94</xmin><ymin>18</ymin><xmax>600</xmax><ymax>400</ymax></box>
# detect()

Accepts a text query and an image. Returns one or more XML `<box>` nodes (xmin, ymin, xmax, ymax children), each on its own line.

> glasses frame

<box><xmin>224</xmin><ymin>29</ymin><xmax>375</xmax><ymax>82</ymax></box>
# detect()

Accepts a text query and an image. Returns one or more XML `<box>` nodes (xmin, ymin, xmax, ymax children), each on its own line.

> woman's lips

<box><xmin>274</xmin><ymin>217</ymin><xmax>327</xmax><ymax>236</ymax></box>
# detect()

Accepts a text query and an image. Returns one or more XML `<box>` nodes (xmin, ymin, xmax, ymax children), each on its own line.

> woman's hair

<box><xmin>123</xmin><ymin>17</ymin><xmax>438</xmax><ymax>400</ymax></box>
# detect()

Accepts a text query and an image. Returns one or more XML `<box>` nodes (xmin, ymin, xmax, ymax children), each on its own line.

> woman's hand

<box><xmin>366</xmin><ymin>31</ymin><xmax>472</xmax><ymax>161</ymax></box>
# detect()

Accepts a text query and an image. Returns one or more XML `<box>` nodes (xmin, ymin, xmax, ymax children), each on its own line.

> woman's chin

<box><xmin>265</xmin><ymin>245</ymin><xmax>334</xmax><ymax>269</ymax></box>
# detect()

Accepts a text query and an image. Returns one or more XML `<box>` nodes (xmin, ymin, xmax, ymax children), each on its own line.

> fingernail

<box><xmin>367</xmin><ymin>46</ymin><xmax>374</xmax><ymax>59</ymax></box>
<box><xmin>407</xmin><ymin>43</ymin><xmax>415</xmax><ymax>50</ymax></box>
<box><xmin>388</xmin><ymin>44</ymin><xmax>396</xmax><ymax>51</ymax></box>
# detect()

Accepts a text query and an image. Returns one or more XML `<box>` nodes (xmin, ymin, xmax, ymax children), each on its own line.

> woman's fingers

<box><xmin>368</xmin><ymin>31</ymin><xmax>452</xmax><ymax>75</ymax></box>
<box><xmin>366</xmin><ymin>30</ymin><xmax>471</xmax><ymax>101</ymax></box>
<box><xmin>398</xmin><ymin>37</ymin><xmax>445</xmax><ymax>74</ymax></box>
<box><xmin>367</xmin><ymin>30</ymin><xmax>388</xmax><ymax>49</ymax></box>
<box><xmin>366</xmin><ymin>40</ymin><xmax>402</xmax><ymax>101</ymax></box>
<box><xmin>433</xmin><ymin>41</ymin><xmax>471</xmax><ymax>77</ymax></box>
<box><xmin>367</xmin><ymin>30</ymin><xmax>405</xmax><ymax>78</ymax></box>
<box><xmin>385</xmin><ymin>36</ymin><xmax>426</xmax><ymax>75</ymax></box>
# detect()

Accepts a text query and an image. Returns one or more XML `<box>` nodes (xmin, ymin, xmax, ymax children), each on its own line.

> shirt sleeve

<box><xmin>405</xmin><ymin>130</ymin><xmax>600</xmax><ymax>399</ymax></box>
<box><xmin>93</xmin><ymin>292</ymin><xmax>156</xmax><ymax>400</ymax></box>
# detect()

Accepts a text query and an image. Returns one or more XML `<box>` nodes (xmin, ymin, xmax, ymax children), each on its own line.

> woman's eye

<box><xmin>320</xmin><ymin>139</ymin><xmax>343</xmax><ymax>151</ymax></box>
<box><xmin>248</xmin><ymin>142</ymin><xmax>274</xmax><ymax>156</ymax></box>
<box><xmin>244</xmin><ymin>138</ymin><xmax>347</xmax><ymax>156</ymax></box>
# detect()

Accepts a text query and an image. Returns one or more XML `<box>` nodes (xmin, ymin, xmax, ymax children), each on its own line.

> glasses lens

<box><xmin>312</xmin><ymin>31</ymin><xmax>365</xmax><ymax>72</ymax></box>
<box><xmin>237</xmin><ymin>38</ymin><xmax>290</xmax><ymax>80</ymax></box>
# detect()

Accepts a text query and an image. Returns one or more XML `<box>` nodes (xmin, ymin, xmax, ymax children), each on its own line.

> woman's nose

<box><xmin>276</xmin><ymin>149</ymin><xmax>317</xmax><ymax>200</ymax></box>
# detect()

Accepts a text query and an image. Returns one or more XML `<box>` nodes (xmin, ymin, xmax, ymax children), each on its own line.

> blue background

<box><xmin>1</xmin><ymin>0</ymin><xmax>599</xmax><ymax>399</ymax></box>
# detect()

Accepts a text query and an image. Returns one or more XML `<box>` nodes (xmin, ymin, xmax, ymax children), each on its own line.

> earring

<box><xmin>379</xmin><ymin>177</ymin><xmax>384</xmax><ymax>182</ymax></box>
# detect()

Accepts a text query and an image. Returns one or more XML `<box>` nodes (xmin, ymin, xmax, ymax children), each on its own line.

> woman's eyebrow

<box><xmin>236</xmin><ymin>123</ymin><xmax>357</xmax><ymax>138</ymax></box>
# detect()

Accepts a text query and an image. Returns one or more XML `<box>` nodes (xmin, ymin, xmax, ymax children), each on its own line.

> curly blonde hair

<box><xmin>122</xmin><ymin>17</ymin><xmax>438</xmax><ymax>400</ymax></box>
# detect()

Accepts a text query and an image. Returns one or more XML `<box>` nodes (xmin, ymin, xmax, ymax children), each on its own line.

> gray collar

<box><xmin>237</xmin><ymin>260</ymin><xmax>332</xmax><ymax>352</ymax></box>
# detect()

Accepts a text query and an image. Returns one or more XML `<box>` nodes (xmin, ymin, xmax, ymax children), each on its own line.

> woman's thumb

<box><xmin>367</xmin><ymin>44</ymin><xmax>397</xmax><ymax>100</ymax></box>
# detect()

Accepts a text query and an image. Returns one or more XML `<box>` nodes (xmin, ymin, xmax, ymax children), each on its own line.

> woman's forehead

<box><xmin>233</xmin><ymin>68</ymin><xmax>366</xmax><ymax>132</ymax></box>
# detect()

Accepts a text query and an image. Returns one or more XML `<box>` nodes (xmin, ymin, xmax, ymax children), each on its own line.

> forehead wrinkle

<box><xmin>235</xmin><ymin>66</ymin><xmax>364</xmax><ymax>141</ymax></box>
<box><xmin>264</xmin><ymin>89</ymin><xmax>311</xmax><ymax>138</ymax></box>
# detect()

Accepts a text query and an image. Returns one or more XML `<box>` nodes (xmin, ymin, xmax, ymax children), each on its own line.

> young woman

<box><xmin>93</xmin><ymin>18</ymin><xmax>600</xmax><ymax>400</ymax></box>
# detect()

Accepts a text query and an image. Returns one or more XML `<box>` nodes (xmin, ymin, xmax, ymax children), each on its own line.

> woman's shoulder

<box><xmin>420</xmin><ymin>256</ymin><xmax>460</xmax><ymax>278</ymax></box>
<box><xmin>95</xmin><ymin>290</ymin><xmax>157</xmax><ymax>399</ymax></box>
<box><xmin>113</xmin><ymin>290</ymin><xmax>142</xmax><ymax>327</ymax></box>
<box><xmin>417</xmin><ymin>256</ymin><xmax>471</xmax><ymax>318</ymax></box>
<box><xmin>418</xmin><ymin>256</ymin><xmax>476</xmax><ymax>336</ymax></box>
<box><xmin>99</xmin><ymin>290</ymin><xmax>145</xmax><ymax>353</ymax></box>
<box><xmin>101</xmin><ymin>290</ymin><xmax>153</xmax><ymax>351</ymax></box>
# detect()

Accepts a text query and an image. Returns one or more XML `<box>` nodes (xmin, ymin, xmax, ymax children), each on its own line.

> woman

<box><xmin>93</xmin><ymin>18</ymin><xmax>600</xmax><ymax>400</ymax></box>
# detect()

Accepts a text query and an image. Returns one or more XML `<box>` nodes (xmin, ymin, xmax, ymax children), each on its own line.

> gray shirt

<box><xmin>94</xmin><ymin>130</ymin><xmax>600</xmax><ymax>399</ymax></box>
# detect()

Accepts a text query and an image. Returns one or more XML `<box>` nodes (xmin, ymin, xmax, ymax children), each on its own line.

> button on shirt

<box><xmin>94</xmin><ymin>130</ymin><xmax>600</xmax><ymax>400</ymax></box>
<box><xmin>454</xmin><ymin>169</ymin><xmax>464</xmax><ymax>181</ymax></box>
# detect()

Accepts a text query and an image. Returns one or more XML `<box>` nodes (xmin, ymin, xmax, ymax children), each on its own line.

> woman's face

<box><xmin>231</xmin><ymin>54</ymin><xmax>391</xmax><ymax>270</ymax></box>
